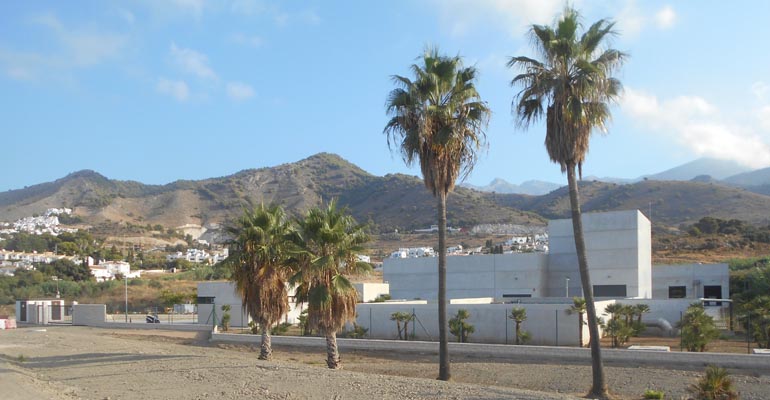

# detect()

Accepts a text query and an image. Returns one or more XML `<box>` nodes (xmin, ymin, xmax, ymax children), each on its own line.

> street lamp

<box><xmin>52</xmin><ymin>276</ymin><xmax>60</xmax><ymax>299</ymax></box>
<box><xmin>124</xmin><ymin>274</ymin><xmax>128</xmax><ymax>323</ymax></box>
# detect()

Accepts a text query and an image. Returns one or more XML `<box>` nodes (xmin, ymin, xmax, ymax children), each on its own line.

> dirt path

<box><xmin>1</xmin><ymin>327</ymin><xmax>768</xmax><ymax>400</ymax></box>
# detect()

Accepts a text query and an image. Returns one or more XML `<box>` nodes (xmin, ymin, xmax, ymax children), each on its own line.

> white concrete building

<box><xmin>652</xmin><ymin>263</ymin><xmax>729</xmax><ymax>300</ymax></box>
<box><xmin>197</xmin><ymin>282</ymin><xmax>305</xmax><ymax>328</ymax></box>
<box><xmin>385</xmin><ymin>210</ymin><xmax>657</xmax><ymax>300</ymax></box>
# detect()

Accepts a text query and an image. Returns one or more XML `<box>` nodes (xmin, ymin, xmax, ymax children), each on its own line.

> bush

<box><xmin>272</xmin><ymin>322</ymin><xmax>293</xmax><ymax>336</ymax></box>
<box><xmin>688</xmin><ymin>365</ymin><xmax>737</xmax><ymax>400</ymax></box>
<box><xmin>339</xmin><ymin>323</ymin><xmax>368</xmax><ymax>339</ymax></box>
<box><xmin>643</xmin><ymin>389</ymin><xmax>664</xmax><ymax>399</ymax></box>
<box><xmin>679</xmin><ymin>303</ymin><xmax>720</xmax><ymax>352</ymax></box>
<box><xmin>449</xmin><ymin>309</ymin><xmax>474</xmax><ymax>343</ymax></box>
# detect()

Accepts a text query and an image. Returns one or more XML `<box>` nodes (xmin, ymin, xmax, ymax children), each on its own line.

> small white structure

<box><xmin>197</xmin><ymin>282</ymin><xmax>305</xmax><ymax>328</ymax></box>
<box><xmin>15</xmin><ymin>299</ymin><xmax>66</xmax><ymax>325</ymax></box>
<box><xmin>353</xmin><ymin>283</ymin><xmax>390</xmax><ymax>302</ymax></box>
<box><xmin>89</xmin><ymin>261</ymin><xmax>140</xmax><ymax>282</ymax></box>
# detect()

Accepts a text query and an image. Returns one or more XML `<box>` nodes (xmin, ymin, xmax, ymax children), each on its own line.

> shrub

<box><xmin>643</xmin><ymin>389</ymin><xmax>664</xmax><ymax>399</ymax></box>
<box><xmin>679</xmin><ymin>303</ymin><xmax>720</xmax><ymax>352</ymax></box>
<box><xmin>339</xmin><ymin>323</ymin><xmax>368</xmax><ymax>339</ymax></box>
<box><xmin>688</xmin><ymin>365</ymin><xmax>737</xmax><ymax>400</ymax></box>
<box><xmin>272</xmin><ymin>322</ymin><xmax>293</xmax><ymax>336</ymax></box>
<box><xmin>449</xmin><ymin>309</ymin><xmax>474</xmax><ymax>343</ymax></box>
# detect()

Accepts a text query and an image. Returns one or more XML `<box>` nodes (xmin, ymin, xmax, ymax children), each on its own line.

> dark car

<box><xmin>146</xmin><ymin>314</ymin><xmax>161</xmax><ymax>323</ymax></box>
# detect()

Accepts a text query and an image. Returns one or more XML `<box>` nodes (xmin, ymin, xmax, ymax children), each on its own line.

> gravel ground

<box><xmin>1</xmin><ymin>326</ymin><xmax>768</xmax><ymax>400</ymax></box>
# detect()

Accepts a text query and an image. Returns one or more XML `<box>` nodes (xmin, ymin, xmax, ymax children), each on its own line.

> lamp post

<box><xmin>565</xmin><ymin>277</ymin><xmax>570</xmax><ymax>298</ymax></box>
<box><xmin>52</xmin><ymin>276</ymin><xmax>60</xmax><ymax>299</ymax></box>
<box><xmin>124</xmin><ymin>274</ymin><xmax>128</xmax><ymax>323</ymax></box>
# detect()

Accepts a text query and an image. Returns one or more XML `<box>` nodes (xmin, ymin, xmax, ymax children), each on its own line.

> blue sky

<box><xmin>2</xmin><ymin>1</ymin><xmax>770</xmax><ymax>192</ymax></box>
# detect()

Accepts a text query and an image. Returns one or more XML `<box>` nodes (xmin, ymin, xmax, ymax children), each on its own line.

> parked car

<box><xmin>146</xmin><ymin>314</ymin><xmax>160</xmax><ymax>323</ymax></box>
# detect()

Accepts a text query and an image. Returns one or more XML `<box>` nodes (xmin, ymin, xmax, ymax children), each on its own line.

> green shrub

<box><xmin>688</xmin><ymin>365</ymin><xmax>737</xmax><ymax>400</ymax></box>
<box><xmin>643</xmin><ymin>389</ymin><xmax>664</xmax><ymax>399</ymax></box>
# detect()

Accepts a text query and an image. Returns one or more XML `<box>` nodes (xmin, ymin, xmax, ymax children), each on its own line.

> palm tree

<box><xmin>567</xmin><ymin>297</ymin><xmax>587</xmax><ymax>347</ymax></box>
<box><xmin>225</xmin><ymin>205</ymin><xmax>296</xmax><ymax>361</ymax></box>
<box><xmin>509</xmin><ymin>307</ymin><xmax>528</xmax><ymax>345</ymax></box>
<box><xmin>385</xmin><ymin>46</ymin><xmax>490</xmax><ymax>381</ymax></box>
<box><xmin>290</xmin><ymin>200</ymin><xmax>370</xmax><ymax>369</ymax></box>
<box><xmin>508</xmin><ymin>7</ymin><xmax>626</xmax><ymax>398</ymax></box>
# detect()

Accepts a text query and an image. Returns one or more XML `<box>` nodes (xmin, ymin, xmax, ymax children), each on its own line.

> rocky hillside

<box><xmin>0</xmin><ymin>153</ymin><xmax>544</xmax><ymax>233</ymax></box>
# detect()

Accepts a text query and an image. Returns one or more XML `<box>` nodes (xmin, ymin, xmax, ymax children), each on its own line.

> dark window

<box><xmin>196</xmin><ymin>296</ymin><xmax>215</xmax><ymax>304</ymax></box>
<box><xmin>703</xmin><ymin>285</ymin><xmax>722</xmax><ymax>306</ymax></box>
<box><xmin>502</xmin><ymin>294</ymin><xmax>532</xmax><ymax>298</ymax></box>
<box><xmin>668</xmin><ymin>286</ymin><xmax>686</xmax><ymax>299</ymax></box>
<box><xmin>593</xmin><ymin>285</ymin><xmax>627</xmax><ymax>297</ymax></box>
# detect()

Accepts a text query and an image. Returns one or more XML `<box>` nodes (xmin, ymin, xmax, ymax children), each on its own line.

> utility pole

<box><xmin>566</xmin><ymin>277</ymin><xmax>570</xmax><ymax>298</ymax></box>
<box><xmin>125</xmin><ymin>275</ymin><xmax>128</xmax><ymax>323</ymax></box>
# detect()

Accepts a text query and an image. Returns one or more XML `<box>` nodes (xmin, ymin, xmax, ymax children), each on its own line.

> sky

<box><xmin>2</xmin><ymin>1</ymin><xmax>770</xmax><ymax>192</ymax></box>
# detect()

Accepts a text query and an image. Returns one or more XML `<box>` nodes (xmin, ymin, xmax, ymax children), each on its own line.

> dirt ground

<box><xmin>1</xmin><ymin>327</ymin><xmax>769</xmax><ymax>400</ymax></box>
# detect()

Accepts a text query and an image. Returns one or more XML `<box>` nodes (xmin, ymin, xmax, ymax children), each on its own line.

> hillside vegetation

<box><xmin>3</xmin><ymin>153</ymin><xmax>770</xmax><ymax>236</ymax></box>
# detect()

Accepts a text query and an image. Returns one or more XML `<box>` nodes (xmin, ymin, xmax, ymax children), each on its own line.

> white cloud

<box><xmin>6</xmin><ymin>67</ymin><xmax>34</xmax><ymax>81</ymax></box>
<box><xmin>432</xmin><ymin>0</ymin><xmax>562</xmax><ymax>37</ymax></box>
<box><xmin>230</xmin><ymin>0</ymin><xmax>267</xmax><ymax>15</ymax></box>
<box><xmin>299</xmin><ymin>9</ymin><xmax>321</xmax><ymax>25</ymax></box>
<box><xmin>759</xmin><ymin>106</ymin><xmax>770</xmax><ymax>132</ymax></box>
<box><xmin>226</xmin><ymin>82</ymin><xmax>255</xmax><ymax>100</ymax></box>
<box><xmin>752</xmin><ymin>81</ymin><xmax>769</xmax><ymax>102</ymax></box>
<box><xmin>622</xmin><ymin>87</ymin><xmax>770</xmax><ymax>169</ymax></box>
<box><xmin>157</xmin><ymin>78</ymin><xmax>190</xmax><ymax>101</ymax></box>
<box><xmin>116</xmin><ymin>8</ymin><xmax>136</xmax><ymax>25</ymax></box>
<box><xmin>616</xmin><ymin>2</ymin><xmax>677</xmax><ymax>37</ymax></box>
<box><xmin>231</xmin><ymin>33</ymin><xmax>265</xmax><ymax>48</ymax></box>
<box><xmin>273</xmin><ymin>12</ymin><xmax>289</xmax><ymax>26</ymax></box>
<box><xmin>170</xmin><ymin>43</ymin><xmax>218</xmax><ymax>81</ymax></box>
<box><xmin>171</xmin><ymin>0</ymin><xmax>204</xmax><ymax>18</ymax></box>
<box><xmin>32</xmin><ymin>13</ymin><xmax>127</xmax><ymax>67</ymax></box>
<box><xmin>655</xmin><ymin>5</ymin><xmax>676</xmax><ymax>29</ymax></box>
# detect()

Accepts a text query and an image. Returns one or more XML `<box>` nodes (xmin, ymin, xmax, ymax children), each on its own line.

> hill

<box><xmin>462</xmin><ymin>178</ymin><xmax>560</xmax><ymax>195</ymax></box>
<box><xmin>0</xmin><ymin>153</ymin><xmax>544</xmax><ymax>234</ymax></box>
<box><xmin>723</xmin><ymin>166</ymin><xmax>770</xmax><ymax>187</ymax></box>
<box><xmin>494</xmin><ymin>180</ymin><xmax>770</xmax><ymax>228</ymax></box>
<box><xmin>643</xmin><ymin>157</ymin><xmax>750</xmax><ymax>181</ymax></box>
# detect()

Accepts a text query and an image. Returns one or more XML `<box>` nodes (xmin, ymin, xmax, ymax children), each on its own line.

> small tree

<box><xmin>297</xmin><ymin>309</ymin><xmax>312</xmax><ymax>336</ymax></box>
<box><xmin>449</xmin><ymin>309</ymin><xmax>474</xmax><ymax>343</ymax></box>
<box><xmin>604</xmin><ymin>303</ymin><xmax>633</xmax><ymax>348</ymax></box>
<box><xmin>680</xmin><ymin>303</ymin><xmax>720</xmax><ymax>352</ymax></box>
<box><xmin>220</xmin><ymin>304</ymin><xmax>231</xmax><ymax>332</ymax></box>
<box><xmin>567</xmin><ymin>297</ymin><xmax>587</xmax><ymax>347</ymax></box>
<box><xmin>633</xmin><ymin>304</ymin><xmax>651</xmax><ymax>336</ymax></box>
<box><xmin>390</xmin><ymin>311</ymin><xmax>414</xmax><ymax>340</ymax></box>
<box><xmin>509</xmin><ymin>307</ymin><xmax>530</xmax><ymax>345</ymax></box>
<box><xmin>688</xmin><ymin>365</ymin><xmax>738</xmax><ymax>400</ymax></box>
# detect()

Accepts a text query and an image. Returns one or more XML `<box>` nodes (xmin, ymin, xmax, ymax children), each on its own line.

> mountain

<box><xmin>4</xmin><ymin>153</ymin><xmax>770</xmax><ymax>238</ymax></box>
<box><xmin>643</xmin><ymin>158</ymin><xmax>751</xmax><ymax>181</ymax></box>
<box><xmin>493</xmin><ymin>179</ymin><xmax>770</xmax><ymax>227</ymax></box>
<box><xmin>0</xmin><ymin>153</ymin><xmax>544</xmax><ymax>233</ymax></box>
<box><xmin>463</xmin><ymin>178</ymin><xmax>561</xmax><ymax>195</ymax></box>
<box><xmin>722</xmin><ymin>167</ymin><xmax>770</xmax><ymax>187</ymax></box>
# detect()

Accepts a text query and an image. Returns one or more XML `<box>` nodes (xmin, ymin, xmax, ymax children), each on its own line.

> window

<box><xmin>593</xmin><ymin>285</ymin><xmax>627</xmax><ymax>297</ymax></box>
<box><xmin>668</xmin><ymin>286</ymin><xmax>686</xmax><ymax>299</ymax></box>
<box><xmin>196</xmin><ymin>296</ymin><xmax>215</xmax><ymax>304</ymax></box>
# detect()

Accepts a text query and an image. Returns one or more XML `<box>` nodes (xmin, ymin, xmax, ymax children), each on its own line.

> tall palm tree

<box><xmin>567</xmin><ymin>297</ymin><xmax>587</xmax><ymax>347</ymax></box>
<box><xmin>508</xmin><ymin>7</ymin><xmax>626</xmax><ymax>398</ymax></box>
<box><xmin>385</xmin><ymin>46</ymin><xmax>490</xmax><ymax>381</ymax></box>
<box><xmin>290</xmin><ymin>200</ymin><xmax>370</xmax><ymax>369</ymax></box>
<box><xmin>225</xmin><ymin>204</ymin><xmax>296</xmax><ymax>361</ymax></box>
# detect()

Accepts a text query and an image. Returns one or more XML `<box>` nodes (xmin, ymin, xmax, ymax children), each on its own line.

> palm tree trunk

<box><xmin>437</xmin><ymin>191</ymin><xmax>450</xmax><ymax>381</ymax></box>
<box><xmin>515</xmin><ymin>323</ymin><xmax>521</xmax><ymax>345</ymax></box>
<box><xmin>566</xmin><ymin>165</ymin><xmax>608</xmax><ymax>399</ymax></box>
<box><xmin>259</xmin><ymin>325</ymin><xmax>272</xmax><ymax>361</ymax></box>
<box><xmin>325</xmin><ymin>331</ymin><xmax>341</xmax><ymax>369</ymax></box>
<box><xmin>579</xmin><ymin>313</ymin><xmax>584</xmax><ymax>347</ymax></box>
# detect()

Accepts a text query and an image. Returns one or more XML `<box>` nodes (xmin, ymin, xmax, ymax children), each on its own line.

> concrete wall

<box><xmin>547</xmin><ymin>210</ymin><xmax>651</xmax><ymax>298</ymax></box>
<box><xmin>355</xmin><ymin>299</ymin><xmax>613</xmax><ymax>346</ymax></box>
<box><xmin>383</xmin><ymin>253</ymin><xmax>548</xmax><ymax>300</ymax></box>
<box><xmin>72</xmin><ymin>304</ymin><xmax>106</xmax><ymax>326</ymax></box>
<box><xmin>354</xmin><ymin>283</ymin><xmax>390</xmax><ymax>302</ymax></box>
<box><xmin>197</xmin><ymin>281</ymin><xmax>305</xmax><ymax>328</ymax></box>
<box><xmin>652</xmin><ymin>263</ymin><xmax>729</xmax><ymax>299</ymax></box>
